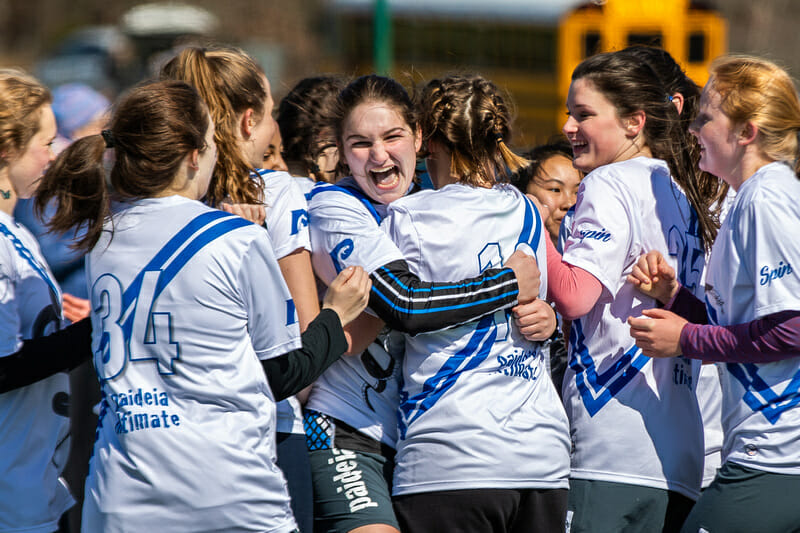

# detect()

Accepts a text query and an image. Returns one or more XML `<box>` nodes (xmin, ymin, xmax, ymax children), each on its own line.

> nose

<box><xmin>563</xmin><ymin>115</ymin><xmax>578</xmax><ymax>136</ymax></box>
<box><xmin>369</xmin><ymin>141</ymin><xmax>388</xmax><ymax>163</ymax></box>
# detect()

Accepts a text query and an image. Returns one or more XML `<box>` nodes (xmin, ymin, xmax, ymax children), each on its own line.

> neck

<box><xmin>727</xmin><ymin>148</ymin><xmax>774</xmax><ymax>192</ymax></box>
<box><xmin>0</xmin><ymin>171</ymin><xmax>17</xmax><ymax>215</ymax></box>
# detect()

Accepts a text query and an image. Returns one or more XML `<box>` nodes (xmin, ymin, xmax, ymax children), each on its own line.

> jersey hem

<box><xmin>568</xmin><ymin>469</ymin><xmax>700</xmax><ymax>500</ymax></box>
<box><xmin>392</xmin><ymin>478</ymin><xmax>569</xmax><ymax>496</ymax></box>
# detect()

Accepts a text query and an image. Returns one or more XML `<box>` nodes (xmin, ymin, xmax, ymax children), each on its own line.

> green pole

<box><xmin>373</xmin><ymin>0</ymin><xmax>393</xmax><ymax>75</ymax></box>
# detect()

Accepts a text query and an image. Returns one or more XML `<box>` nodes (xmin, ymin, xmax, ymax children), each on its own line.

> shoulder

<box><xmin>307</xmin><ymin>180</ymin><xmax>376</xmax><ymax>221</ymax></box>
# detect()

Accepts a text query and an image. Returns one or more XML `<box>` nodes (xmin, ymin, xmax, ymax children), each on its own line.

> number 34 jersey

<box><xmin>83</xmin><ymin>196</ymin><xmax>301</xmax><ymax>533</ymax></box>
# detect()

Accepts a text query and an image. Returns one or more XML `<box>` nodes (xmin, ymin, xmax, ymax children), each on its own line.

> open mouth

<box><xmin>369</xmin><ymin>165</ymin><xmax>401</xmax><ymax>190</ymax></box>
<box><xmin>570</xmin><ymin>140</ymin><xmax>588</xmax><ymax>155</ymax></box>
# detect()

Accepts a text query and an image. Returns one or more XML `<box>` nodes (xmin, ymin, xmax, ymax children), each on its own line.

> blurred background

<box><xmin>1</xmin><ymin>0</ymin><xmax>798</xmax><ymax>148</ymax></box>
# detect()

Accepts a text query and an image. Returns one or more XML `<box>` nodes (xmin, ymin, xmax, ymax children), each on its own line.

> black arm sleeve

<box><xmin>261</xmin><ymin>308</ymin><xmax>347</xmax><ymax>401</ymax></box>
<box><xmin>0</xmin><ymin>317</ymin><xmax>93</xmax><ymax>394</ymax></box>
<box><xmin>368</xmin><ymin>259</ymin><xmax>519</xmax><ymax>334</ymax></box>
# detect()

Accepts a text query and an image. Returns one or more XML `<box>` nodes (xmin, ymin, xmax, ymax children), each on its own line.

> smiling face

<box><xmin>563</xmin><ymin>77</ymin><xmax>635</xmax><ymax>173</ymax></box>
<box><xmin>689</xmin><ymin>85</ymin><xmax>742</xmax><ymax>186</ymax></box>
<box><xmin>5</xmin><ymin>104</ymin><xmax>57</xmax><ymax>199</ymax></box>
<box><xmin>341</xmin><ymin>100</ymin><xmax>421</xmax><ymax>204</ymax></box>
<box><xmin>525</xmin><ymin>154</ymin><xmax>582</xmax><ymax>242</ymax></box>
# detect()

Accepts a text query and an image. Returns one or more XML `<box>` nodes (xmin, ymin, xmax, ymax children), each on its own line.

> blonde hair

<box><xmin>708</xmin><ymin>55</ymin><xmax>800</xmax><ymax>174</ymax></box>
<box><xmin>161</xmin><ymin>46</ymin><xmax>267</xmax><ymax>204</ymax></box>
<box><xmin>0</xmin><ymin>68</ymin><xmax>51</xmax><ymax>166</ymax></box>
<box><xmin>418</xmin><ymin>75</ymin><xmax>528</xmax><ymax>188</ymax></box>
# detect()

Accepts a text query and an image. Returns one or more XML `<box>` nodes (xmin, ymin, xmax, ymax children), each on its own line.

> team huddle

<box><xmin>0</xmin><ymin>41</ymin><xmax>799</xmax><ymax>533</ymax></box>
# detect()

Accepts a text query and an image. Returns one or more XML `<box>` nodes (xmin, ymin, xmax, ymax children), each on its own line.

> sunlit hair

<box><xmin>619</xmin><ymin>45</ymin><xmax>722</xmax><ymax>246</ymax></box>
<box><xmin>0</xmin><ymin>68</ymin><xmax>52</xmax><ymax>167</ymax></box>
<box><xmin>708</xmin><ymin>55</ymin><xmax>800</xmax><ymax>175</ymax></box>
<box><xmin>277</xmin><ymin>75</ymin><xmax>348</xmax><ymax>182</ymax></box>
<box><xmin>333</xmin><ymin>74</ymin><xmax>417</xmax><ymax>170</ymax></box>
<box><xmin>161</xmin><ymin>46</ymin><xmax>267</xmax><ymax>205</ymax></box>
<box><xmin>512</xmin><ymin>136</ymin><xmax>579</xmax><ymax>193</ymax></box>
<box><xmin>572</xmin><ymin>51</ymin><xmax>715</xmax><ymax>250</ymax></box>
<box><xmin>418</xmin><ymin>74</ymin><xmax>528</xmax><ymax>187</ymax></box>
<box><xmin>36</xmin><ymin>81</ymin><xmax>210</xmax><ymax>251</ymax></box>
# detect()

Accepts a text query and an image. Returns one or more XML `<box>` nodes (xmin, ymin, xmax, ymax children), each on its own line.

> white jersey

<box><xmin>293</xmin><ymin>176</ymin><xmax>316</xmax><ymax>196</ymax></box>
<box><xmin>0</xmin><ymin>212</ymin><xmax>73</xmax><ymax>533</ymax></box>
<box><xmin>82</xmin><ymin>196</ymin><xmax>301</xmax><ymax>532</ymax></box>
<box><xmin>561</xmin><ymin>157</ymin><xmax>705</xmax><ymax>499</ymax></box>
<box><xmin>384</xmin><ymin>183</ymin><xmax>570</xmax><ymax>496</ymax></box>
<box><xmin>704</xmin><ymin>161</ymin><xmax>800</xmax><ymax>475</ymax></box>
<box><xmin>306</xmin><ymin>177</ymin><xmax>404</xmax><ymax>448</ymax></box>
<box><xmin>258</xmin><ymin>168</ymin><xmax>311</xmax><ymax>435</ymax></box>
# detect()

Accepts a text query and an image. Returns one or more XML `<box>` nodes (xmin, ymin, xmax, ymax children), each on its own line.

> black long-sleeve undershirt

<box><xmin>368</xmin><ymin>259</ymin><xmax>520</xmax><ymax>334</ymax></box>
<box><xmin>0</xmin><ymin>309</ymin><xmax>347</xmax><ymax>401</ymax></box>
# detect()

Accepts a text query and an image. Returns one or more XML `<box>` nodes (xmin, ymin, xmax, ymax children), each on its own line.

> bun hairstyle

<box><xmin>277</xmin><ymin>75</ymin><xmax>347</xmax><ymax>181</ymax></box>
<box><xmin>0</xmin><ymin>68</ymin><xmax>52</xmax><ymax>167</ymax></box>
<box><xmin>161</xmin><ymin>46</ymin><xmax>267</xmax><ymax>205</ymax></box>
<box><xmin>417</xmin><ymin>74</ymin><xmax>528</xmax><ymax>187</ymax></box>
<box><xmin>572</xmin><ymin>51</ymin><xmax>716</xmax><ymax>250</ymax></box>
<box><xmin>36</xmin><ymin>81</ymin><xmax>210</xmax><ymax>251</ymax></box>
<box><xmin>708</xmin><ymin>55</ymin><xmax>800</xmax><ymax>176</ymax></box>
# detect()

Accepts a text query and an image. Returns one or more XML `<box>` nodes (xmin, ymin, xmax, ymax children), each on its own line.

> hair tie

<box><xmin>494</xmin><ymin>132</ymin><xmax>504</xmax><ymax>144</ymax></box>
<box><xmin>101</xmin><ymin>129</ymin><xmax>115</xmax><ymax>149</ymax></box>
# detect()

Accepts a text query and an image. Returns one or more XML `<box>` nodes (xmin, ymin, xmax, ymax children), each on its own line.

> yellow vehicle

<box><xmin>326</xmin><ymin>0</ymin><xmax>727</xmax><ymax>147</ymax></box>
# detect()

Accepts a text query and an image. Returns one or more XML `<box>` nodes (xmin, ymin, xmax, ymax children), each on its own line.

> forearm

<box><xmin>545</xmin><ymin>237</ymin><xmax>602</xmax><ymax>320</ymax></box>
<box><xmin>262</xmin><ymin>308</ymin><xmax>347</xmax><ymax>401</ymax></box>
<box><xmin>680</xmin><ymin>310</ymin><xmax>800</xmax><ymax>363</ymax></box>
<box><xmin>368</xmin><ymin>259</ymin><xmax>519</xmax><ymax>334</ymax></box>
<box><xmin>0</xmin><ymin>317</ymin><xmax>92</xmax><ymax>393</ymax></box>
<box><xmin>664</xmin><ymin>285</ymin><xmax>709</xmax><ymax>324</ymax></box>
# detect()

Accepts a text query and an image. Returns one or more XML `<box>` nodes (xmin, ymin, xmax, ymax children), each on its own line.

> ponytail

<box><xmin>35</xmin><ymin>134</ymin><xmax>109</xmax><ymax>251</ymax></box>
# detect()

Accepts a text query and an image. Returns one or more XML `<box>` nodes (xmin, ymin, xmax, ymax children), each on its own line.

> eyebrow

<box><xmin>345</xmin><ymin>127</ymin><xmax>407</xmax><ymax>142</ymax></box>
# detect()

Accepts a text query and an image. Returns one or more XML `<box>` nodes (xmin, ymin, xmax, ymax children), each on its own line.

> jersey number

<box><xmin>93</xmin><ymin>271</ymin><xmax>179</xmax><ymax>381</ymax></box>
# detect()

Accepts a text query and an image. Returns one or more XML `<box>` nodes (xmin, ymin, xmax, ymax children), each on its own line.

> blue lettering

<box><xmin>760</xmin><ymin>261</ymin><xmax>793</xmax><ymax>286</ymax></box>
<box><xmin>579</xmin><ymin>228</ymin><xmax>612</xmax><ymax>242</ymax></box>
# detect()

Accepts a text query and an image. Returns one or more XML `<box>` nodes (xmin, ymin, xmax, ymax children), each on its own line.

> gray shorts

<box><xmin>567</xmin><ymin>478</ymin><xmax>694</xmax><ymax>533</ymax></box>
<box><xmin>304</xmin><ymin>410</ymin><xmax>398</xmax><ymax>533</ymax></box>
<box><xmin>680</xmin><ymin>461</ymin><xmax>800</xmax><ymax>533</ymax></box>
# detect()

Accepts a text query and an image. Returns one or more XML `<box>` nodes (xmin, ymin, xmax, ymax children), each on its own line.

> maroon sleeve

<box><xmin>679</xmin><ymin>310</ymin><xmax>800</xmax><ymax>363</ymax></box>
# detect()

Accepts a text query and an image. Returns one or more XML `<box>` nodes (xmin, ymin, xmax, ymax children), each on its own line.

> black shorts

<box><xmin>393</xmin><ymin>487</ymin><xmax>568</xmax><ymax>533</ymax></box>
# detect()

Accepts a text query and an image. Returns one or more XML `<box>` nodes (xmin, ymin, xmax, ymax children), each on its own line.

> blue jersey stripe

<box><xmin>0</xmin><ymin>222</ymin><xmax>60</xmax><ymax>307</ymax></box>
<box><xmin>119</xmin><ymin>211</ymin><xmax>247</xmax><ymax>338</ymax></box>
<box><xmin>306</xmin><ymin>183</ymin><xmax>383</xmax><ymax>224</ymax></box>
<box><xmin>399</xmin><ymin>313</ymin><xmax>497</xmax><ymax>436</ymax></box>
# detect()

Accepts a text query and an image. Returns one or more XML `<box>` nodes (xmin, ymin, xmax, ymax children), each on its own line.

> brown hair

<box><xmin>418</xmin><ymin>74</ymin><xmax>528</xmax><ymax>187</ymax></box>
<box><xmin>619</xmin><ymin>45</ymin><xmax>724</xmax><ymax>241</ymax></box>
<box><xmin>277</xmin><ymin>75</ymin><xmax>347</xmax><ymax>181</ymax></box>
<box><xmin>572</xmin><ymin>51</ymin><xmax>717</xmax><ymax>251</ymax></box>
<box><xmin>161</xmin><ymin>46</ymin><xmax>267</xmax><ymax>205</ymax></box>
<box><xmin>36</xmin><ymin>81</ymin><xmax>210</xmax><ymax>251</ymax></box>
<box><xmin>707</xmin><ymin>55</ymin><xmax>800</xmax><ymax>175</ymax></box>
<box><xmin>0</xmin><ymin>68</ymin><xmax>52</xmax><ymax>166</ymax></box>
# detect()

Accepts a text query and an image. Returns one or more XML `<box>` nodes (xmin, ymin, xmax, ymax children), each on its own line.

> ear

<box><xmin>624</xmin><ymin>110</ymin><xmax>646</xmax><ymax>138</ymax></box>
<box><xmin>670</xmin><ymin>93</ymin><xmax>685</xmax><ymax>115</ymax></box>
<box><xmin>241</xmin><ymin>109</ymin><xmax>256</xmax><ymax>138</ymax></box>
<box><xmin>738</xmin><ymin>121</ymin><xmax>759</xmax><ymax>146</ymax></box>
<box><xmin>188</xmin><ymin>148</ymin><xmax>200</xmax><ymax>172</ymax></box>
<box><xmin>414</xmin><ymin>125</ymin><xmax>423</xmax><ymax>153</ymax></box>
